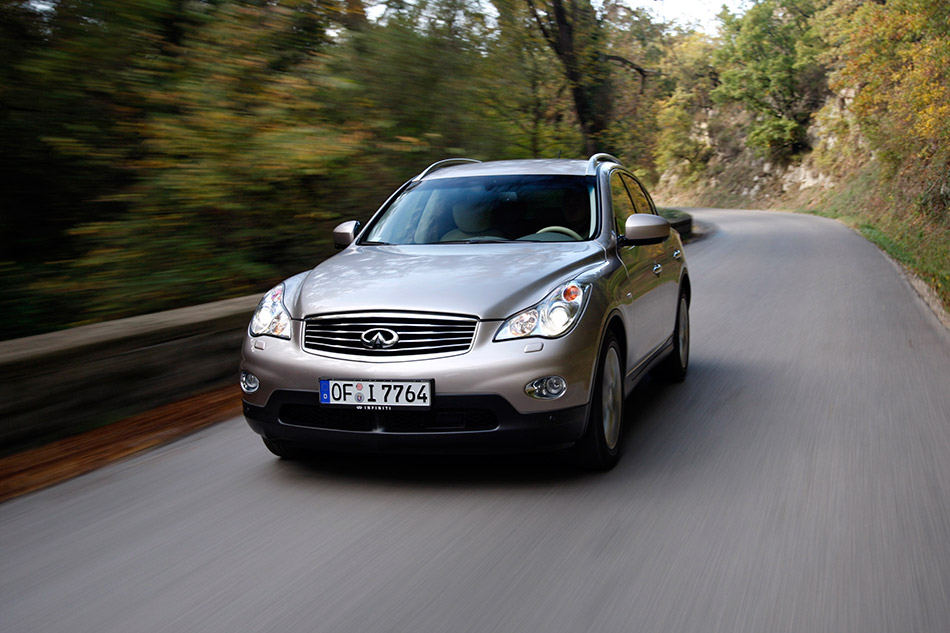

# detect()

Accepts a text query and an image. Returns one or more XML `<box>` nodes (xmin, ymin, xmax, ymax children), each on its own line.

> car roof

<box><xmin>420</xmin><ymin>159</ymin><xmax>593</xmax><ymax>180</ymax></box>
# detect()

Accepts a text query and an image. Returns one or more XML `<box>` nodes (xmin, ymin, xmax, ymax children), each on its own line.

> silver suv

<box><xmin>241</xmin><ymin>154</ymin><xmax>690</xmax><ymax>469</ymax></box>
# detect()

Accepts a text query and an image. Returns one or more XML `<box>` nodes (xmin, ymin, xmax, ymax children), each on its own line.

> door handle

<box><xmin>673</xmin><ymin>249</ymin><xmax>682</xmax><ymax>260</ymax></box>
<box><xmin>652</xmin><ymin>263</ymin><xmax>662</xmax><ymax>275</ymax></box>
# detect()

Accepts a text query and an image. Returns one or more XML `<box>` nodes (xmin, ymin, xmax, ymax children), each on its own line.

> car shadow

<box><xmin>266</xmin><ymin>369</ymin><xmax>693</xmax><ymax>490</ymax></box>
<box><xmin>274</xmin><ymin>449</ymin><xmax>583</xmax><ymax>489</ymax></box>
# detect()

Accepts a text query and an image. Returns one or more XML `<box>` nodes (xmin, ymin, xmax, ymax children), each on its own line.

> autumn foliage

<box><xmin>0</xmin><ymin>0</ymin><xmax>947</xmax><ymax>339</ymax></box>
<box><xmin>824</xmin><ymin>0</ymin><xmax>950</xmax><ymax>220</ymax></box>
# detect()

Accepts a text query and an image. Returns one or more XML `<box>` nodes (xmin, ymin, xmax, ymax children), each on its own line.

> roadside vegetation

<box><xmin>1</xmin><ymin>0</ymin><xmax>947</xmax><ymax>340</ymax></box>
<box><xmin>656</xmin><ymin>0</ymin><xmax>949</xmax><ymax>313</ymax></box>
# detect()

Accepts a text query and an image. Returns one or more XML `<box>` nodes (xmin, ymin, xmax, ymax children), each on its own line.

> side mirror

<box><xmin>618</xmin><ymin>214</ymin><xmax>670</xmax><ymax>247</ymax></box>
<box><xmin>332</xmin><ymin>220</ymin><xmax>361</xmax><ymax>249</ymax></box>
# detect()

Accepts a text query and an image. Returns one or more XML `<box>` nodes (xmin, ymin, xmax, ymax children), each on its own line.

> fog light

<box><xmin>240</xmin><ymin>370</ymin><xmax>260</xmax><ymax>393</ymax></box>
<box><xmin>525</xmin><ymin>375</ymin><xmax>567</xmax><ymax>400</ymax></box>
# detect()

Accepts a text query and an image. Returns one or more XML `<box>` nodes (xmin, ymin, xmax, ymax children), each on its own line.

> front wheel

<box><xmin>656</xmin><ymin>293</ymin><xmax>689</xmax><ymax>383</ymax></box>
<box><xmin>577</xmin><ymin>332</ymin><xmax>625</xmax><ymax>471</ymax></box>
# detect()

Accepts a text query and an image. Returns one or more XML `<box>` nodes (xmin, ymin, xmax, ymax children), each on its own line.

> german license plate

<box><xmin>319</xmin><ymin>379</ymin><xmax>432</xmax><ymax>409</ymax></box>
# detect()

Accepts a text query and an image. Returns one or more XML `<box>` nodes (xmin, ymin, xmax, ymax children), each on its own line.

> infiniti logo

<box><xmin>361</xmin><ymin>328</ymin><xmax>399</xmax><ymax>349</ymax></box>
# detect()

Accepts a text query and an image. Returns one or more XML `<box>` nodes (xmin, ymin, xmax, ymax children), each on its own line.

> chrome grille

<box><xmin>303</xmin><ymin>312</ymin><xmax>478</xmax><ymax>358</ymax></box>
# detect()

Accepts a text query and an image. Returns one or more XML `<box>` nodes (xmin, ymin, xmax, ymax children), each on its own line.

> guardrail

<box><xmin>0</xmin><ymin>295</ymin><xmax>260</xmax><ymax>453</ymax></box>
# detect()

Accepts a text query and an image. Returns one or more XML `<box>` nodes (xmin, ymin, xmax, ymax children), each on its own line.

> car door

<box><xmin>608</xmin><ymin>170</ymin><xmax>666</xmax><ymax>368</ymax></box>
<box><xmin>621</xmin><ymin>174</ymin><xmax>680</xmax><ymax>345</ymax></box>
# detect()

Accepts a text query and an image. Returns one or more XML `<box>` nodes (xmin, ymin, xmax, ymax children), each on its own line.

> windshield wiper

<box><xmin>433</xmin><ymin>239</ymin><xmax>514</xmax><ymax>244</ymax></box>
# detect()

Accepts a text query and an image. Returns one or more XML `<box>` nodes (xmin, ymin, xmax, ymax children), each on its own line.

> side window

<box><xmin>621</xmin><ymin>174</ymin><xmax>655</xmax><ymax>215</ymax></box>
<box><xmin>610</xmin><ymin>171</ymin><xmax>636</xmax><ymax>235</ymax></box>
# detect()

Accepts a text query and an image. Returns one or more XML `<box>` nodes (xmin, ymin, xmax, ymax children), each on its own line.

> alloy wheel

<box><xmin>678</xmin><ymin>296</ymin><xmax>689</xmax><ymax>370</ymax></box>
<box><xmin>602</xmin><ymin>346</ymin><xmax>623</xmax><ymax>450</ymax></box>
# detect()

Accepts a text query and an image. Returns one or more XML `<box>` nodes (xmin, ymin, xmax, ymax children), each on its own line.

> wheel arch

<box><xmin>679</xmin><ymin>271</ymin><xmax>691</xmax><ymax>305</ymax></box>
<box><xmin>581</xmin><ymin>310</ymin><xmax>627</xmax><ymax>423</ymax></box>
<box><xmin>605</xmin><ymin>312</ymin><xmax>627</xmax><ymax>368</ymax></box>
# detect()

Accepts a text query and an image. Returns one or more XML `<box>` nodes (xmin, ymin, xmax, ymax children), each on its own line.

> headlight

<box><xmin>495</xmin><ymin>281</ymin><xmax>588</xmax><ymax>340</ymax></box>
<box><xmin>250</xmin><ymin>283</ymin><xmax>292</xmax><ymax>339</ymax></box>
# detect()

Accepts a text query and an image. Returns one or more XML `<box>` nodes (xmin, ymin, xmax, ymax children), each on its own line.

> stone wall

<box><xmin>0</xmin><ymin>295</ymin><xmax>260</xmax><ymax>452</ymax></box>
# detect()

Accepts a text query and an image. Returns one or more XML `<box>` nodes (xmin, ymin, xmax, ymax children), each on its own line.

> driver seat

<box><xmin>440</xmin><ymin>200</ymin><xmax>504</xmax><ymax>241</ymax></box>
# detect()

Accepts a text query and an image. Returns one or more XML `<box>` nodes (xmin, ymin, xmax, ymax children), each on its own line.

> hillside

<box><xmin>1</xmin><ymin>0</ymin><xmax>947</xmax><ymax>338</ymax></box>
<box><xmin>652</xmin><ymin>0</ymin><xmax>949</xmax><ymax>313</ymax></box>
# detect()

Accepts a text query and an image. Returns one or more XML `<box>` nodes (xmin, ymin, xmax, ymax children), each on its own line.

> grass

<box><xmin>857</xmin><ymin>221</ymin><xmax>949</xmax><ymax>310</ymax></box>
<box><xmin>659</xmin><ymin>158</ymin><xmax>949</xmax><ymax>315</ymax></box>
<box><xmin>657</xmin><ymin>207</ymin><xmax>689</xmax><ymax>221</ymax></box>
<box><xmin>798</xmin><ymin>162</ymin><xmax>950</xmax><ymax>313</ymax></box>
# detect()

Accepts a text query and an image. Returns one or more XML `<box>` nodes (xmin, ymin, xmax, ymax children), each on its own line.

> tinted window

<box><xmin>621</xmin><ymin>174</ymin><xmax>654</xmax><ymax>215</ymax></box>
<box><xmin>610</xmin><ymin>171</ymin><xmax>636</xmax><ymax>234</ymax></box>
<box><xmin>362</xmin><ymin>175</ymin><xmax>596</xmax><ymax>244</ymax></box>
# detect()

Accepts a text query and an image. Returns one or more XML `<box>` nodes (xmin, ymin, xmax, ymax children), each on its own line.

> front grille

<box><xmin>278</xmin><ymin>404</ymin><xmax>498</xmax><ymax>433</ymax></box>
<box><xmin>303</xmin><ymin>312</ymin><xmax>478</xmax><ymax>358</ymax></box>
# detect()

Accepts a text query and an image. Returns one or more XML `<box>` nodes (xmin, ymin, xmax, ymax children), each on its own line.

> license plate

<box><xmin>319</xmin><ymin>379</ymin><xmax>432</xmax><ymax>410</ymax></box>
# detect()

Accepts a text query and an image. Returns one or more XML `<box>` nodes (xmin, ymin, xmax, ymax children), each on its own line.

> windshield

<box><xmin>361</xmin><ymin>175</ymin><xmax>597</xmax><ymax>245</ymax></box>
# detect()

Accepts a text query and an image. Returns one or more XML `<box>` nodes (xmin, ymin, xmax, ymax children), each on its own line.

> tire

<box><xmin>656</xmin><ymin>293</ymin><xmax>689</xmax><ymax>383</ymax></box>
<box><xmin>262</xmin><ymin>438</ymin><xmax>312</xmax><ymax>460</ymax></box>
<box><xmin>577</xmin><ymin>331</ymin><xmax>625</xmax><ymax>471</ymax></box>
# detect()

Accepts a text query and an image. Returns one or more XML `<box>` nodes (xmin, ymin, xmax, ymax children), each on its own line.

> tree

<box><xmin>713</xmin><ymin>0</ymin><xmax>829</xmax><ymax>161</ymax></box>
<box><xmin>821</xmin><ymin>0</ymin><xmax>950</xmax><ymax>220</ymax></box>
<box><xmin>518</xmin><ymin>0</ymin><xmax>659</xmax><ymax>154</ymax></box>
<box><xmin>68</xmin><ymin>1</ymin><xmax>361</xmax><ymax>320</ymax></box>
<box><xmin>0</xmin><ymin>0</ymin><xmax>185</xmax><ymax>263</ymax></box>
<box><xmin>485</xmin><ymin>0</ymin><xmax>581</xmax><ymax>157</ymax></box>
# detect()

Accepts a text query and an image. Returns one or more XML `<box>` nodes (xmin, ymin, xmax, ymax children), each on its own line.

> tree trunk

<box><xmin>524</xmin><ymin>0</ymin><xmax>655</xmax><ymax>155</ymax></box>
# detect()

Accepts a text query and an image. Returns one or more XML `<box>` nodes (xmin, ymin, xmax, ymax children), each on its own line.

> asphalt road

<box><xmin>3</xmin><ymin>209</ymin><xmax>950</xmax><ymax>633</ymax></box>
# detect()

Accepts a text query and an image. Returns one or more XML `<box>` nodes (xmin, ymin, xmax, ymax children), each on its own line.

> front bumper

<box><xmin>241</xmin><ymin>314</ymin><xmax>602</xmax><ymax>414</ymax></box>
<box><xmin>240</xmin><ymin>313</ymin><xmax>603</xmax><ymax>453</ymax></box>
<box><xmin>244</xmin><ymin>390</ymin><xmax>589</xmax><ymax>453</ymax></box>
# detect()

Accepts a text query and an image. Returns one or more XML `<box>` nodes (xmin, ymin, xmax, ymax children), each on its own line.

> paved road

<box><xmin>3</xmin><ymin>209</ymin><xmax>950</xmax><ymax>633</ymax></box>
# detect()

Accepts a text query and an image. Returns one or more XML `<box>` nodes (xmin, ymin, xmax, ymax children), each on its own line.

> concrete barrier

<box><xmin>0</xmin><ymin>295</ymin><xmax>260</xmax><ymax>453</ymax></box>
<box><xmin>669</xmin><ymin>215</ymin><xmax>692</xmax><ymax>237</ymax></box>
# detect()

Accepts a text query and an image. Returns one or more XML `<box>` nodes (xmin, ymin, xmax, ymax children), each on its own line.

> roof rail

<box><xmin>413</xmin><ymin>158</ymin><xmax>481</xmax><ymax>181</ymax></box>
<box><xmin>585</xmin><ymin>153</ymin><xmax>623</xmax><ymax>175</ymax></box>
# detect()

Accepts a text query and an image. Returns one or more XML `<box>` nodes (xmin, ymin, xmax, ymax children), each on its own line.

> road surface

<box><xmin>3</xmin><ymin>209</ymin><xmax>950</xmax><ymax>633</ymax></box>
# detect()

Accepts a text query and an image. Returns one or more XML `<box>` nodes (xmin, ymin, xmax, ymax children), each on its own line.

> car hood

<box><xmin>292</xmin><ymin>242</ymin><xmax>605</xmax><ymax>320</ymax></box>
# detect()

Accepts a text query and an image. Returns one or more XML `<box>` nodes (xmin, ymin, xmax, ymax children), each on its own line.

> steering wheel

<box><xmin>537</xmin><ymin>226</ymin><xmax>583</xmax><ymax>241</ymax></box>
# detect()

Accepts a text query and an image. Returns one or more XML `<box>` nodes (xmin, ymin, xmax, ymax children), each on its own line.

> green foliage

<box><xmin>745</xmin><ymin>117</ymin><xmax>800</xmax><ymax>155</ymax></box>
<box><xmin>515</xmin><ymin>0</ymin><xmax>662</xmax><ymax>155</ymax></box>
<box><xmin>657</xmin><ymin>207</ymin><xmax>688</xmax><ymax>222</ymax></box>
<box><xmin>658</xmin><ymin>31</ymin><xmax>719</xmax><ymax>112</ymax></box>
<box><xmin>1</xmin><ymin>0</ymin><xmax>179</xmax><ymax>263</ymax></box>
<box><xmin>652</xmin><ymin>31</ymin><xmax>718</xmax><ymax>180</ymax></box>
<box><xmin>64</xmin><ymin>2</ymin><xmax>364</xmax><ymax>322</ymax></box>
<box><xmin>2</xmin><ymin>0</ymin><xmax>614</xmax><ymax>338</ymax></box>
<box><xmin>485</xmin><ymin>0</ymin><xmax>581</xmax><ymax>157</ymax></box>
<box><xmin>4</xmin><ymin>0</ymin><xmax>949</xmax><ymax>338</ymax></box>
<box><xmin>820</xmin><ymin>0</ymin><xmax>950</xmax><ymax>223</ymax></box>
<box><xmin>329</xmin><ymin>10</ymin><xmax>503</xmax><ymax>163</ymax></box>
<box><xmin>599</xmin><ymin>3</ymin><xmax>666</xmax><ymax>176</ymax></box>
<box><xmin>713</xmin><ymin>0</ymin><xmax>829</xmax><ymax>161</ymax></box>
<box><xmin>655</xmin><ymin>88</ymin><xmax>710</xmax><ymax>177</ymax></box>
<box><xmin>0</xmin><ymin>0</ymin><xmax>191</xmax><ymax>337</ymax></box>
